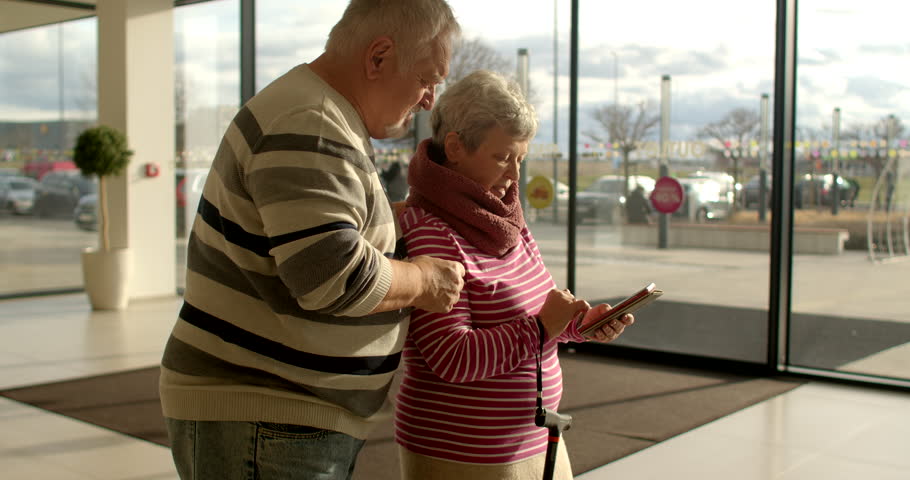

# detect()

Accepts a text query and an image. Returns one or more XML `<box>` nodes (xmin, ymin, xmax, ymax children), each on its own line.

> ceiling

<box><xmin>0</xmin><ymin>0</ymin><xmax>96</xmax><ymax>34</ymax></box>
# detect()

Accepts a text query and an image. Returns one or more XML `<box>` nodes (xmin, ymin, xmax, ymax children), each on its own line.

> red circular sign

<box><xmin>650</xmin><ymin>176</ymin><xmax>684</xmax><ymax>214</ymax></box>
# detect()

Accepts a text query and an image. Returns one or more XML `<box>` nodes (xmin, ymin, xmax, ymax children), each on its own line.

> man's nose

<box><xmin>422</xmin><ymin>86</ymin><xmax>436</xmax><ymax>110</ymax></box>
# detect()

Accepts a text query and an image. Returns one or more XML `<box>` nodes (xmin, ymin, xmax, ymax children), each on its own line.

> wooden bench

<box><xmin>620</xmin><ymin>223</ymin><xmax>850</xmax><ymax>255</ymax></box>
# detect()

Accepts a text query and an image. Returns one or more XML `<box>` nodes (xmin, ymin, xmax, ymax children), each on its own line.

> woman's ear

<box><xmin>443</xmin><ymin>131</ymin><xmax>462</xmax><ymax>165</ymax></box>
<box><xmin>364</xmin><ymin>36</ymin><xmax>394</xmax><ymax>80</ymax></box>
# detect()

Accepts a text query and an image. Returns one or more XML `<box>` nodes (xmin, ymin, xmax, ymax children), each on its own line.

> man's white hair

<box><xmin>326</xmin><ymin>0</ymin><xmax>461</xmax><ymax>72</ymax></box>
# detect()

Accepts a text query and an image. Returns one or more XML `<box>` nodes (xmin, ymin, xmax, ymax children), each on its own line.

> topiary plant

<box><xmin>73</xmin><ymin>125</ymin><xmax>133</xmax><ymax>252</ymax></box>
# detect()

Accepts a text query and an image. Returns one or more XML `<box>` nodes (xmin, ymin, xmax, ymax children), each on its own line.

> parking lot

<box><xmin>0</xmin><ymin>215</ymin><xmax>188</xmax><ymax>294</ymax></box>
<box><xmin>2</xmin><ymin>210</ymin><xmax>908</xmax><ymax>378</ymax></box>
<box><xmin>4</xmin><ymin>211</ymin><xmax>906</xmax><ymax>322</ymax></box>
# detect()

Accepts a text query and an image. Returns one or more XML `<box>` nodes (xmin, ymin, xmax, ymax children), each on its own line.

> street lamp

<box><xmin>517</xmin><ymin>48</ymin><xmax>530</xmax><ymax>213</ymax></box>
<box><xmin>611</xmin><ymin>50</ymin><xmax>618</xmax><ymax>109</ymax></box>
<box><xmin>832</xmin><ymin>107</ymin><xmax>841</xmax><ymax>215</ymax></box>
<box><xmin>658</xmin><ymin>74</ymin><xmax>671</xmax><ymax>249</ymax></box>
<box><xmin>552</xmin><ymin>0</ymin><xmax>559</xmax><ymax>223</ymax></box>
<box><xmin>759</xmin><ymin>93</ymin><xmax>770</xmax><ymax>222</ymax></box>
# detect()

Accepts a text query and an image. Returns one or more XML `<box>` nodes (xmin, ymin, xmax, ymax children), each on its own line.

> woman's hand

<box><xmin>538</xmin><ymin>288</ymin><xmax>590</xmax><ymax>341</ymax></box>
<box><xmin>581</xmin><ymin>303</ymin><xmax>635</xmax><ymax>342</ymax></box>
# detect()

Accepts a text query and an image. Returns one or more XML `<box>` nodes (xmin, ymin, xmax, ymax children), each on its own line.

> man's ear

<box><xmin>364</xmin><ymin>36</ymin><xmax>394</xmax><ymax>80</ymax></box>
<box><xmin>443</xmin><ymin>131</ymin><xmax>462</xmax><ymax>164</ymax></box>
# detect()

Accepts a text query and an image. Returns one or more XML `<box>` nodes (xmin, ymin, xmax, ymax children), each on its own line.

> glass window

<box><xmin>0</xmin><ymin>1</ymin><xmax>240</xmax><ymax>296</ymax></box>
<box><xmin>254</xmin><ymin>1</ymin><xmax>568</xmax><ymax>286</ymax></box>
<box><xmin>573</xmin><ymin>0</ymin><xmax>776</xmax><ymax>363</ymax></box>
<box><xmin>0</xmin><ymin>18</ymin><xmax>98</xmax><ymax>296</ymax></box>
<box><xmin>445</xmin><ymin>0</ymin><xmax>568</xmax><ymax>287</ymax></box>
<box><xmin>255</xmin><ymin>1</ymin><xmax>346</xmax><ymax>90</ymax></box>
<box><xmin>174</xmin><ymin>0</ymin><xmax>240</xmax><ymax>290</ymax></box>
<box><xmin>791</xmin><ymin>0</ymin><xmax>910</xmax><ymax>382</ymax></box>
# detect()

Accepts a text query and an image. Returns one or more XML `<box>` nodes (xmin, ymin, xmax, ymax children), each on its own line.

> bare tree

<box><xmin>449</xmin><ymin>37</ymin><xmax>541</xmax><ymax>106</ymax></box>
<box><xmin>584</xmin><ymin>101</ymin><xmax>659</xmax><ymax>199</ymax></box>
<box><xmin>842</xmin><ymin>115</ymin><xmax>906</xmax><ymax>181</ymax></box>
<box><xmin>795</xmin><ymin>124</ymin><xmax>833</xmax><ymax>173</ymax></box>
<box><xmin>447</xmin><ymin>37</ymin><xmax>512</xmax><ymax>85</ymax></box>
<box><xmin>697</xmin><ymin>107</ymin><xmax>760</xmax><ymax>205</ymax></box>
<box><xmin>381</xmin><ymin>36</ymin><xmax>533</xmax><ymax>151</ymax></box>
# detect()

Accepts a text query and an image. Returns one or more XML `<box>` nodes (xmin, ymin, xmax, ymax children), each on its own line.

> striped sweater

<box><xmin>394</xmin><ymin>206</ymin><xmax>585</xmax><ymax>464</ymax></box>
<box><xmin>159</xmin><ymin>64</ymin><xmax>408</xmax><ymax>440</ymax></box>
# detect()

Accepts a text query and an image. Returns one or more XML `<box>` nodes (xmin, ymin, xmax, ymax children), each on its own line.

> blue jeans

<box><xmin>165</xmin><ymin>418</ymin><xmax>366</xmax><ymax>480</ymax></box>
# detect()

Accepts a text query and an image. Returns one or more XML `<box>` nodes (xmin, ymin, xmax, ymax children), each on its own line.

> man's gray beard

<box><xmin>384</xmin><ymin>121</ymin><xmax>409</xmax><ymax>139</ymax></box>
<box><xmin>384</xmin><ymin>107</ymin><xmax>420</xmax><ymax>139</ymax></box>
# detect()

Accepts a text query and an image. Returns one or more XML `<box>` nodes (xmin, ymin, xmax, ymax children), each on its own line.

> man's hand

<box><xmin>410</xmin><ymin>255</ymin><xmax>465</xmax><ymax>313</ymax></box>
<box><xmin>391</xmin><ymin>201</ymin><xmax>406</xmax><ymax>218</ymax></box>
<box><xmin>372</xmin><ymin>255</ymin><xmax>465</xmax><ymax>315</ymax></box>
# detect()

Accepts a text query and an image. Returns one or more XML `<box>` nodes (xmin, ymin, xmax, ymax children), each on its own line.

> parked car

<box><xmin>794</xmin><ymin>173</ymin><xmax>853</xmax><ymax>209</ymax></box>
<box><xmin>33</xmin><ymin>170</ymin><xmax>97</xmax><ymax>218</ymax></box>
<box><xmin>22</xmin><ymin>160</ymin><xmax>77</xmax><ymax>180</ymax></box>
<box><xmin>73</xmin><ymin>169</ymin><xmax>209</xmax><ymax>235</ymax></box>
<box><xmin>177</xmin><ymin>168</ymin><xmax>208</xmax><ymax>236</ymax></box>
<box><xmin>741</xmin><ymin>174</ymin><xmax>773</xmax><ymax>209</ymax></box>
<box><xmin>675</xmin><ymin>172</ymin><xmax>736</xmax><ymax>223</ymax></box>
<box><xmin>73</xmin><ymin>193</ymin><xmax>97</xmax><ymax>231</ymax></box>
<box><xmin>0</xmin><ymin>175</ymin><xmax>38</xmax><ymax>215</ymax></box>
<box><xmin>576</xmin><ymin>175</ymin><xmax>655</xmax><ymax>224</ymax></box>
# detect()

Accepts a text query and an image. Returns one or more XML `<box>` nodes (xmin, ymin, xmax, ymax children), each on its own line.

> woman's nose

<box><xmin>507</xmin><ymin>160</ymin><xmax>520</xmax><ymax>180</ymax></box>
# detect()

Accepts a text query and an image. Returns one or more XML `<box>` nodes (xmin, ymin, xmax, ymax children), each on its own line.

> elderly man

<box><xmin>159</xmin><ymin>1</ymin><xmax>463</xmax><ymax>479</ymax></box>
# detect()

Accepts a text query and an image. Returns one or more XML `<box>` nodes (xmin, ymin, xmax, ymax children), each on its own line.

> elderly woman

<box><xmin>395</xmin><ymin>70</ymin><xmax>634</xmax><ymax>480</ymax></box>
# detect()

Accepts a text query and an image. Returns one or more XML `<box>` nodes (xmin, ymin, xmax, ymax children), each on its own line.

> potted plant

<box><xmin>73</xmin><ymin>125</ymin><xmax>134</xmax><ymax>310</ymax></box>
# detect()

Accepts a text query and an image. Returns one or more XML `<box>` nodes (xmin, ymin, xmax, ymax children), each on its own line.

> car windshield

<box><xmin>9</xmin><ymin>180</ymin><xmax>33</xmax><ymax>190</ymax></box>
<box><xmin>593</xmin><ymin>181</ymin><xmax>623</xmax><ymax>193</ymax></box>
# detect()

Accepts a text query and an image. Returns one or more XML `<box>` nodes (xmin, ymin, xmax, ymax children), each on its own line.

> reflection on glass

<box><xmin>255</xmin><ymin>1</ymin><xmax>346</xmax><ymax>91</ymax></box>
<box><xmin>444</xmin><ymin>0</ymin><xmax>569</xmax><ymax>287</ymax></box>
<box><xmin>570</xmin><ymin>0</ymin><xmax>776</xmax><ymax>363</ymax></box>
<box><xmin>254</xmin><ymin>0</ymin><xmax>569</xmax><ymax>286</ymax></box>
<box><xmin>0</xmin><ymin>18</ymin><xmax>98</xmax><ymax>296</ymax></box>
<box><xmin>175</xmin><ymin>0</ymin><xmax>240</xmax><ymax>290</ymax></box>
<box><xmin>792</xmin><ymin>0</ymin><xmax>910</xmax><ymax>382</ymax></box>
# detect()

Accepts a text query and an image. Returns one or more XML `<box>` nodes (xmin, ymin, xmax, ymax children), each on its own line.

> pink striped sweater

<box><xmin>394</xmin><ymin>206</ymin><xmax>585</xmax><ymax>465</ymax></box>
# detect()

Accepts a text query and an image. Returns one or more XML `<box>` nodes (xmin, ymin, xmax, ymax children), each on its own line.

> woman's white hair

<box><xmin>431</xmin><ymin>70</ymin><xmax>538</xmax><ymax>152</ymax></box>
<box><xmin>326</xmin><ymin>0</ymin><xmax>461</xmax><ymax>72</ymax></box>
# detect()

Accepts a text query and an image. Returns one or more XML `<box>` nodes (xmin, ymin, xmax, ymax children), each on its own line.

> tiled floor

<box><xmin>1</xmin><ymin>293</ymin><xmax>908</xmax><ymax>480</ymax></box>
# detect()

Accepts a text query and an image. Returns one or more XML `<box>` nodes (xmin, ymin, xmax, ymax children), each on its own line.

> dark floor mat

<box><xmin>1</xmin><ymin>349</ymin><xmax>803</xmax><ymax>478</ymax></box>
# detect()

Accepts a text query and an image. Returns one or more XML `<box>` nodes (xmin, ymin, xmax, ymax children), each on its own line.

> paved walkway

<box><xmin>2</xmin><ymin>216</ymin><xmax>907</xmax><ymax>379</ymax></box>
<box><xmin>528</xmin><ymin>221</ymin><xmax>910</xmax><ymax>322</ymax></box>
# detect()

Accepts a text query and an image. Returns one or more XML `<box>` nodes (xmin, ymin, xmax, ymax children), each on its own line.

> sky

<box><xmin>1</xmin><ymin>0</ymin><xmax>907</xmax><ymax>155</ymax></box>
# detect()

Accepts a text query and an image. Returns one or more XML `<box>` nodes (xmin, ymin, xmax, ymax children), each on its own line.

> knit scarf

<box><xmin>406</xmin><ymin>139</ymin><xmax>524</xmax><ymax>257</ymax></box>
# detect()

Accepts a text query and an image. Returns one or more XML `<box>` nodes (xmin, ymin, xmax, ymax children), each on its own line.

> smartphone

<box><xmin>579</xmin><ymin>283</ymin><xmax>663</xmax><ymax>337</ymax></box>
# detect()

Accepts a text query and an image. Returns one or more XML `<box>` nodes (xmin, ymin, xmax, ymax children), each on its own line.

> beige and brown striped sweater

<box><xmin>159</xmin><ymin>64</ymin><xmax>408</xmax><ymax>440</ymax></box>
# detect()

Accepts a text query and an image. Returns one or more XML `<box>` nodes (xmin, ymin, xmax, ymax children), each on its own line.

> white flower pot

<box><xmin>81</xmin><ymin>247</ymin><xmax>131</xmax><ymax>310</ymax></box>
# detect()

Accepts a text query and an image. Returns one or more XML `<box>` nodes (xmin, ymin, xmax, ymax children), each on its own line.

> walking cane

<box><xmin>534</xmin><ymin>322</ymin><xmax>573</xmax><ymax>480</ymax></box>
<box><xmin>535</xmin><ymin>405</ymin><xmax>573</xmax><ymax>480</ymax></box>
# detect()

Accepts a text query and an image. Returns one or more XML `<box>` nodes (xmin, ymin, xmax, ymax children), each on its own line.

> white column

<box><xmin>97</xmin><ymin>0</ymin><xmax>176</xmax><ymax>300</ymax></box>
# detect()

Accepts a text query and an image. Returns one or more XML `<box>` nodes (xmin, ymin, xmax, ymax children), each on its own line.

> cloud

<box><xmin>857</xmin><ymin>43</ymin><xmax>908</xmax><ymax>56</ymax></box>
<box><xmin>798</xmin><ymin>48</ymin><xmax>842</xmax><ymax>66</ymax></box>
<box><xmin>2</xmin><ymin>0</ymin><xmax>907</xmax><ymax>146</ymax></box>
<box><xmin>846</xmin><ymin>76</ymin><xmax>905</xmax><ymax>109</ymax></box>
<box><xmin>0</xmin><ymin>20</ymin><xmax>97</xmax><ymax>118</ymax></box>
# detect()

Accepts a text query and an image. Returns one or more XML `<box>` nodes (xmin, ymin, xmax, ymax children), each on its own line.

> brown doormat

<box><xmin>0</xmin><ymin>349</ymin><xmax>803</xmax><ymax>478</ymax></box>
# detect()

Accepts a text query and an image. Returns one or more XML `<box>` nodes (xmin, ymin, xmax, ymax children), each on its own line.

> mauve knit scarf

<box><xmin>406</xmin><ymin>139</ymin><xmax>525</xmax><ymax>257</ymax></box>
